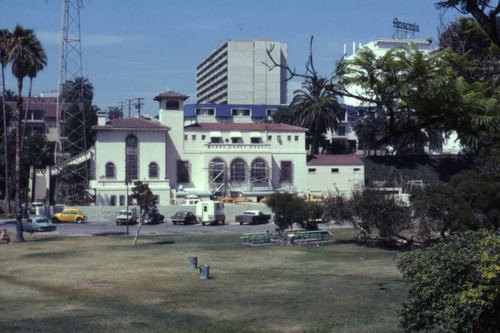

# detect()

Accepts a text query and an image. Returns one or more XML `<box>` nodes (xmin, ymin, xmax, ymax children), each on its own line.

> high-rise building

<box><xmin>196</xmin><ymin>38</ymin><xmax>288</xmax><ymax>105</ymax></box>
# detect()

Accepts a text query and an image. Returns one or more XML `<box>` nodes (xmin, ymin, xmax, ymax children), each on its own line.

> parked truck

<box><xmin>195</xmin><ymin>200</ymin><xmax>225</xmax><ymax>225</ymax></box>
<box><xmin>235</xmin><ymin>210</ymin><xmax>272</xmax><ymax>225</ymax></box>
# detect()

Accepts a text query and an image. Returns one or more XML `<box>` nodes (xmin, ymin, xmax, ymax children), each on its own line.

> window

<box><xmin>209</xmin><ymin>158</ymin><xmax>225</xmax><ymax>184</ymax></box>
<box><xmin>33</xmin><ymin>110</ymin><xmax>43</xmax><ymax>120</ymax></box>
<box><xmin>295</xmin><ymin>135</ymin><xmax>299</xmax><ymax>142</ymax></box>
<box><xmin>192</xmin><ymin>135</ymin><xmax>196</xmax><ymax>141</ymax></box>
<box><xmin>119</xmin><ymin>195</ymin><xmax>125</xmax><ymax>206</ymax></box>
<box><xmin>184</xmin><ymin>135</ymin><xmax>188</xmax><ymax>140</ymax></box>
<box><xmin>251</xmin><ymin>158</ymin><xmax>268</xmax><ymax>185</ymax></box>
<box><xmin>230</xmin><ymin>158</ymin><xmax>246</xmax><ymax>182</ymax></box>
<box><xmin>231</xmin><ymin>137</ymin><xmax>242</xmax><ymax>144</ymax></box>
<box><xmin>196</xmin><ymin>108</ymin><xmax>215</xmax><ymax>116</ymax></box>
<box><xmin>287</xmin><ymin>135</ymin><xmax>292</xmax><ymax>141</ymax></box>
<box><xmin>166</xmin><ymin>100</ymin><xmax>179</xmax><ymax>110</ymax></box>
<box><xmin>210</xmin><ymin>137</ymin><xmax>222</xmax><ymax>143</ymax></box>
<box><xmin>308</xmin><ymin>168</ymin><xmax>317</xmax><ymax>173</ymax></box>
<box><xmin>153</xmin><ymin>195</ymin><xmax>159</xmax><ymax>204</ymax></box>
<box><xmin>149</xmin><ymin>162</ymin><xmax>159</xmax><ymax>178</ymax></box>
<box><xmin>251</xmin><ymin>137</ymin><xmax>261</xmax><ymax>144</ymax></box>
<box><xmin>105</xmin><ymin>162</ymin><xmax>115</xmax><ymax>179</ymax></box>
<box><xmin>202</xmin><ymin>135</ymin><xmax>206</xmax><ymax>140</ymax></box>
<box><xmin>337</xmin><ymin>126</ymin><xmax>346</xmax><ymax>136</ymax></box>
<box><xmin>353</xmin><ymin>168</ymin><xmax>361</xmax><ymax>174</ymax></box>
<box><xmin>331</xmin><ymin>168</ymin><xmax>339</xmax><ymax>173</ymax></box>
<box><xmin>110</xmin><ymin>195</ymin><xmax>117</xmax><ymax>206</ymax></box>
<box><xmin>231</xmin><ymin>108</ymin><xmax>251</xmax><ymax>116</ymax></box>
<box><xmin>177</xmin><ymin>160</ymin><xmax>189</xmax><ymax>183</ymax></box>
<box><xmin>280</xmin><ymin>161</ymin><xmax>292</xmax><ymax>182</ymax></box>
<box><xmin>125</xmin><ymin>135</ymin><xmax>138</xmax><ymax>180</ymax></box>
<box><xmin>268</xmin><ymin>135</ymin><xmax>272</xmax><ymax>141</ymax></box>
<box><xmin>266</xmin><ymin>109</ymin><xmax>277</xmax><ymax>117</ymax></box>
<box><xmin>277</xmin><ymin>135</ymin><xmax>282</xmax><ymax>143</ymax></box>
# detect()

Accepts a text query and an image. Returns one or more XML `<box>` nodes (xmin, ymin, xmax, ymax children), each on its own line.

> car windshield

<box><xmin>34</xmin><ymin>218</ymin><xmax>50</xmax><ymax>223</ymax></box>
<box><xmin>119</xmin><ymin>211</ymin><xmax>131</xmax><ymax>216</ymax></box>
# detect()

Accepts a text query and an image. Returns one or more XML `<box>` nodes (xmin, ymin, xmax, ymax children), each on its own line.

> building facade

<box><xmin>90</xmin><ymin>90</ymin><xmax>365</xmax><ymax>206</ymax></box>
<box><xmin>196</xmin><ymin>38</ymin><xmax>288</xmax><ymax>105</ymax></box>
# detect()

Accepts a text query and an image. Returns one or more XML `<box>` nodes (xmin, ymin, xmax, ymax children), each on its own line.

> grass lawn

<box><xmin>0</xmin><ymin>228</ymin><xmax>408</xmax><ymax>332</ymax></box>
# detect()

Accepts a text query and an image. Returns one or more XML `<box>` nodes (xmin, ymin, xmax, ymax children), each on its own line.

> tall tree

<box><xmin>436</xmin><ymin>0</ymin><xmax>500</xmax><ymax>48</ymax></box>
<box><xmin>0</xmin><ymin>28</ymin><xmax>12</xmax><ymax>213</ymax></box>
<box><xmin>8</xmin><ymin>25</ymin><xmax>47</xmax><ymax>242</ymax></box>
<box><xmin>130</xmin><ymin>181</ymin><xmax>156</xmax><ymax>245</ymax></box>
<box><xmin>289</xmin><ymin>74</ymin><xmax>344</xmax><ymax>154</ymax></box>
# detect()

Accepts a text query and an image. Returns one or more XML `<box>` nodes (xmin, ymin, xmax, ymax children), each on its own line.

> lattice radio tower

<box><xmin>55</xmin><ymin>0</ymin><xmax>89</xmax><ymax>203</ymax></box>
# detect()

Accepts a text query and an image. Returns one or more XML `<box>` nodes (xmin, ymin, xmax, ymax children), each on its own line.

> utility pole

<box><xmin>128</xmin><ymin>99</ymin><xmax>134</xmax><ymax>117</ymax></box>
<box><xmin>134</xmin><ymin>98</ymin><xmax>144</xmax><ymax>117</ymax></box>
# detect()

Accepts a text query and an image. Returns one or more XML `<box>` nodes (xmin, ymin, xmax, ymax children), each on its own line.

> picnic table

<box><xmin>240</xmin><ymin>231</ymin><xmax>280</xmax><ymax>245</ymax></box>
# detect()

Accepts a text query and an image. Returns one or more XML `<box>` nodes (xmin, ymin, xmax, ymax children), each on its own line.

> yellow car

<box><xmin>51</xmin><ymin>208</ymin><xmax>86</xmax><ymax>223</ymax></box>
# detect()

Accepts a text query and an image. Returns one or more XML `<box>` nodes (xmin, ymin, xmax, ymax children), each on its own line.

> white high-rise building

<box><xmin>196</xmin><ymin>38</ymin><xmax>288</xmax><ymax>105</ymax></box>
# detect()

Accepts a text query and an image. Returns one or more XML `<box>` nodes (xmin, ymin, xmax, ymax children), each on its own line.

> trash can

<box><xmin>188</xmin><ymin>257</ymin><xmax>198</xmax><ymax>269</ymax></box>
<box><xmin>199</xmin><ymin>265</ymin><xmax>209</xmax><ymax>279</ymax></box>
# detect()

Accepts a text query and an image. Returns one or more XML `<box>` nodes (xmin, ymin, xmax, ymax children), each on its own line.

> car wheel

<box><xmin>173</xmin><ymin>221</ymin><xmax>176</xmax><ymax>225</ymax></box>
<box><xmin>240</xmin><ymin>222</ymin><xmax>243</xmax><ymax>225</ymax></box>
<box><xmin>75</xmin><ymin>217</ymin><xmax>82</xmax><ymax>224</ymax></box>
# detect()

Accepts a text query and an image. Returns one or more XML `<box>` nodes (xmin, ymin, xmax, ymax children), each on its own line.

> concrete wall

<box><xmin>47</xmin><ymin>203</ymin><xmax>273</xmax><ymax>225</ymax></box>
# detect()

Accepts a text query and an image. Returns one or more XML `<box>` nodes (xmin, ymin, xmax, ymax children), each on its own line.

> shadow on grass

<box><xmin>92</xmin><ymin>232</ymin><xmax>128</xmax><ymax>236</ymax></box>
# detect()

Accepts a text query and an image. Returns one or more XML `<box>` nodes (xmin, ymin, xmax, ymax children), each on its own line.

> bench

<box><xmin>241</xmin><ymin>232</ymin><xmax>280</xmax><ymax>245</ymax></box>
<box><xmin>286</xmin><ymin>230</ymin><xmax>332</xmax><ymax>243</ymax></box>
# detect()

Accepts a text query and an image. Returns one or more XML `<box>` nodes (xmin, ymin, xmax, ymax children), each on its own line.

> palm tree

<box><xmin>21</xmin><ymin>35</ymin><xmax>47</xmax><ymax>150</ymax></box>
<box><xmin>8</xmin><ymin>24</ymin><xmax>47</xmax><ymax>242</ymax></box>
<box><xmin>289</xmin><ymin>75</ymin><xmax>344</xmax><ymax>155</ymax></box>
<box><xmin>0</xmin><ymin>28</ymin><xmax>12</xmax><ymax>214</ymax></box>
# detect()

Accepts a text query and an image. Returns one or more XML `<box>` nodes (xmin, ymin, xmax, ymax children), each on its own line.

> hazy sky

<box><xmin>1</xmin><ymin>0</ymin><xmax>458</xmax><ymax>115</ymax></box>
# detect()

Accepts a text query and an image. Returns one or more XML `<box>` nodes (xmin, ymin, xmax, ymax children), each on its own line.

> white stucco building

<box><xmin>196</xmin><ymin>38</ymin><xmax>288</xmax><ymax>105</ymax></box>
<box><xmin>89</xmin><ymin>90</ymin><xmax>365</xmax><ymax>206</ymax></box>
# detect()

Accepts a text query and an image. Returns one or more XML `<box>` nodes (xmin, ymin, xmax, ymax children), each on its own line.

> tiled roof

<box><xmin>153</xmin><ymin>90</ymin><xmax>190</xmax><ymax>101</ymax></box>
<box><xmin>184</xmin><ymin>122</ymin><xmax>307</xmax><ymax>132</ymax></box>
<box><xmin>93</xmin><ymin>117</ymin><xmax>170</xmax><ymax>131</ymax></box>
<box><xmin>6</xmin><ymin>99</ymin><xmax>70</xmax><ymax>118</ymax></box>
<box><xmin>307</xmin><ymin>154</ymin><xmax>364</xmax><ymax>166</ymax></box>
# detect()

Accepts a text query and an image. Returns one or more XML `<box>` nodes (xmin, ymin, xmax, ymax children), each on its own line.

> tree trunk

<box><xmin>15</xmin><ymin>80</ymin><xmax>24</xmax><ymax>242</ymax></box>
<box><xmin>21</xmin><ymin>77</ymin><xmax>32</xmax><ymax>151</ymax></box>
<box><xmin>1</xmin><ymin>65</ymin><xmax>10</xmax><ymax>214</ymax></box>
<box><xmin>133</xmin><ymin>220</ymin><xmax>143</xmax><ymax>245</ymax></box>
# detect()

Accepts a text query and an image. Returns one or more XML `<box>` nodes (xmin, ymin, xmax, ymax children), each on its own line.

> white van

<box><xmin>195</xmin><ymin>200</ymin><xmax>225</xmax><ymax>225</ymax></box>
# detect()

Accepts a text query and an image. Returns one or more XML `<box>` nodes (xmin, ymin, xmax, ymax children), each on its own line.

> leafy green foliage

<box><xmin>348</xmin><ymin>188</ymin><xmax>411</xmax><ymax>241</ymax></box>
<box><xmin>130</xmin><ymin>181</ymin><xmax>156</xmax><ymax>215</ymax></box>
<box><xmin>265</xmin><ymin>192</ymin><xmax>325</xmax><ymax>230</ymax></box>
<box><xmin>398</xmin><ymin>230</ymin><xmax>500</xmax><ymax>332</ymax></box>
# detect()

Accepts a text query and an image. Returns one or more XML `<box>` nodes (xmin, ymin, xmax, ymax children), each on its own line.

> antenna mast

<box><xmin>54</xmin><ymin>0</ymin><xmax>89</xmax><ymax>204</ymax></box>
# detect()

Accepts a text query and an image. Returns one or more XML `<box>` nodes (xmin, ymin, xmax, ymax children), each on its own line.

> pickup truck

<box><xmin>235</xmin><ymin>210</ymin><xmax>271</xmax><ymax>225</ymax></box>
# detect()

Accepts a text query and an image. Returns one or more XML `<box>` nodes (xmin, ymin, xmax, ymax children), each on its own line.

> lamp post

<box><xmin>126</xmin><ymin>178</ymin><xmax>130</xmax><ymax>236</ymax></box>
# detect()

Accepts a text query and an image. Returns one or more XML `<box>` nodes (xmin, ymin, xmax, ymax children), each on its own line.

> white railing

<box><xmin>204</xmin><ymin>143</ymin><xmax>271</xmax><ymax>151</ymax></box>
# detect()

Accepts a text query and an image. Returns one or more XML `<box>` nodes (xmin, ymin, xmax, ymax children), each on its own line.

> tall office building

<box><xmin>196</xmin><ymin>38</ymin><xmax>288</xmax><ymax>105</ymax></box>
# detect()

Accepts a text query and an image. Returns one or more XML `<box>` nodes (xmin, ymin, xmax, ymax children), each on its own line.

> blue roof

<box><xmin>184</xmin><ymin>103</ymin><xmax>377</xmax><ymax>120</ymax></box>
<box><xmin>184</xmin><ymin>104</ymin><xmax>282</xmax><ymax>118</ymax></box>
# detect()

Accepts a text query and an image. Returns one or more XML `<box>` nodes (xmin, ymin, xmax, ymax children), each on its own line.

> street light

<box><xmin>126</xmin><ymin>178</ymin><xmax>130</xmax><ymax>236</ymax></box>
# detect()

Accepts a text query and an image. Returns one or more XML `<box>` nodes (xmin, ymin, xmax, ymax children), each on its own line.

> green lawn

<box><xmin>0</xmin><ymin>228</ymin><xmax>407</xmax><ymax>332</ymax></box>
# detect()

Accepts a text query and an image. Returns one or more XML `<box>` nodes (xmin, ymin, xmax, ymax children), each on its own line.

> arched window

<box><xmin>149</xmin><ymin>162</ymin><xmax>159</xmax><ymax>178</ymax></box>
<box><xmin>105</xmin><ymin>162</ymin><xmax>115</xmax><ymax>179</ymax></box>
<box><xmin>209</xmin><ymin>158</ymin><xmax>225</xmax><ymax>184</ymax></box>
<box><xmin>125</xmin><ymin>134</ymin><xmax>139</xmax><ymax>180</ymax></box>
<box><xmin>166</xmin><ymin>100</ymin><xmax>179</xmax><ymax>110</ymax></box>
<box><xmin>230</xmin><ymin>158</ymin><xmax>246</xmax><ymax>182</ymax></box>
<box><xmin>251</xmin><ymin>158</ymin><xmax>268</xmax><ymax>185</ymax></box>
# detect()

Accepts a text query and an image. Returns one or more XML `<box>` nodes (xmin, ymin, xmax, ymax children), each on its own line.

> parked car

<box><xmin>142</xmin><ymin>209</ymin><xmax>164</xmax><ymax>225</ymax></box>
<box><xmin>170</xmin><ymin>211</ymin><xmax>196</xmax><ymax>225</ymax></box>
<box><xmin>22</xmin><ymin>216</ymin><xmax>57</xmax><ymax>232</ymax></box>
<box><xmin>235</xmin><ymin>210</ymin><xmax>271</xmax><ymax>225</ymax></box>
<box><xmin>115</xmin><ymin>209</ymin><xmax>138</xmax><ymax>225</ymax></box>
<box><xmin>51</xmin><ymin>208</ymin><xmax>86</xmax><ymax>223</ymax></box>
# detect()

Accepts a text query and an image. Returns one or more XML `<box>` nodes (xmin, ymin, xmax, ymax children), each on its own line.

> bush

<box><xmin>398</xmin><ymin>231</ymin><xmax>500</xmax><ymax>332</ymax></box>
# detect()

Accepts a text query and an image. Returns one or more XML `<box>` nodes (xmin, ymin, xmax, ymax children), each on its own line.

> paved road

<box><xmin>0</xmin><ymin>219</ymin><xmax>278</xmax><ymax>237</ymax></box>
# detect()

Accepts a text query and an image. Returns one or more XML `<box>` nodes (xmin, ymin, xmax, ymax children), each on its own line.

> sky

<box><xmin>1</xmin><ymin>0</ymin><xmax>460</xmax><ymax>116</ymax></box>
